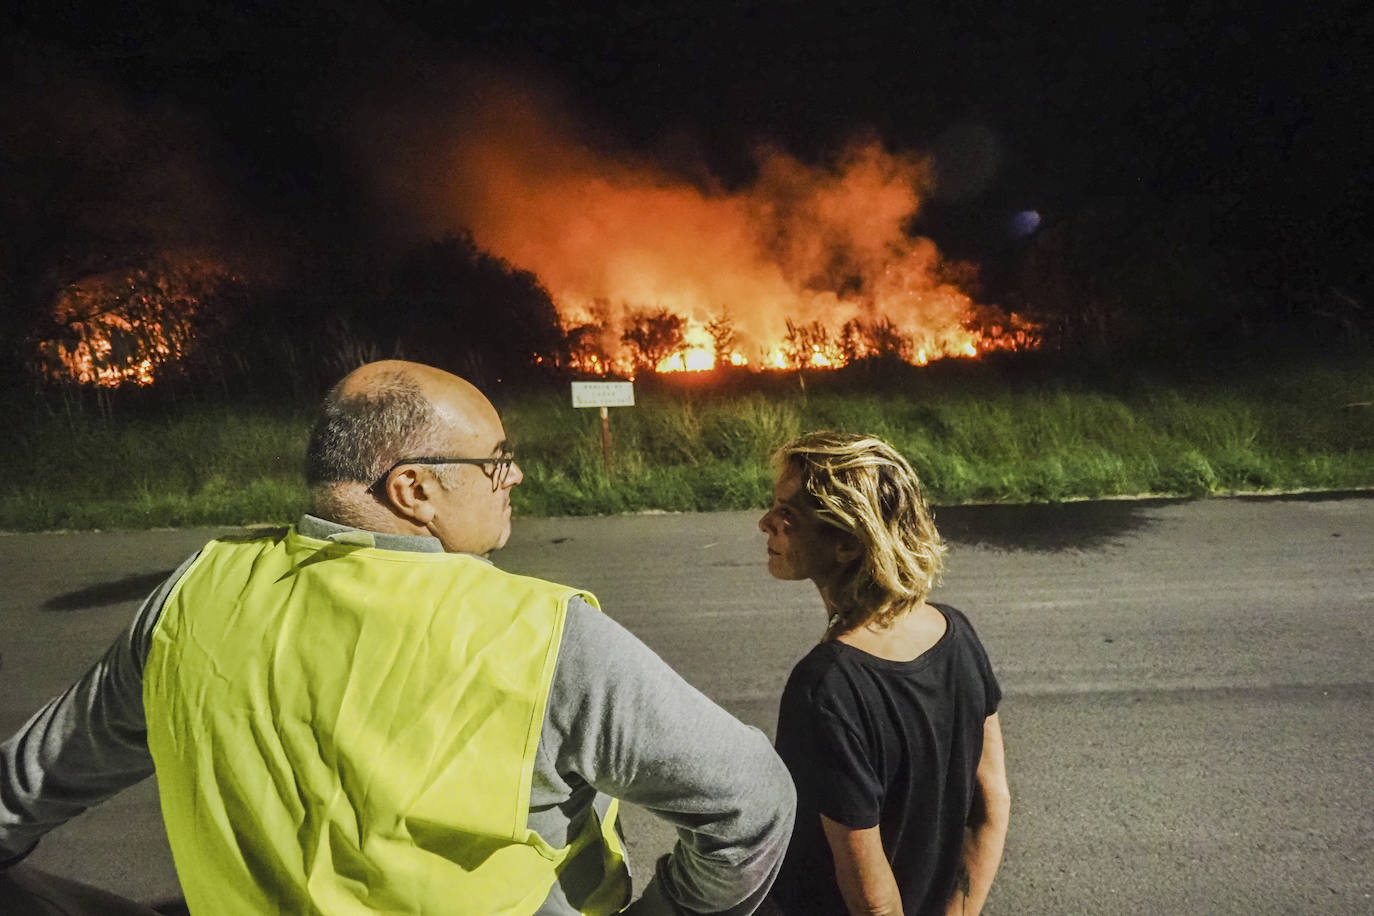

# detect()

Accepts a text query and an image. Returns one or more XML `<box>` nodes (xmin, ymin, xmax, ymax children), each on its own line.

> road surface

<box><xmin>1</xmin><ymin>494</ymin><xmax>1371</xmax><ymax>913</ymax></box>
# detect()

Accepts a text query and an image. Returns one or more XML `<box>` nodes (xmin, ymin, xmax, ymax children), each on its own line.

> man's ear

<box><xmin>383</xmin><ymin>468</ymin><xmax>437</xmax><ymax>524</ymax></box>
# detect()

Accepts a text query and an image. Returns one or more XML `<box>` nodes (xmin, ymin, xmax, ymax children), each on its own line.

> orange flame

<box><xmin>35</xmin><ymin>255</ymin><xmax>231</xmax><ymax>387</ymax></box>
<box><xmin>363</xmin><ymin>75</ymin><xmax>1038</xmax><ymax>373</ymax></box>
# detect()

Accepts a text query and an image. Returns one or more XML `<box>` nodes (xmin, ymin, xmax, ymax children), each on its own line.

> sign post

<box><xmin>571</xmin><ymin>381</ymin><xmax>635</xmax><ymax>474</ymax></box>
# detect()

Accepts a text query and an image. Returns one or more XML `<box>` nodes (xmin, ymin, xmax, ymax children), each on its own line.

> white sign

<box><xmin>571</xmin><ymin>381</ymin><xmax>635</xmax><ymax>409</ymax></box>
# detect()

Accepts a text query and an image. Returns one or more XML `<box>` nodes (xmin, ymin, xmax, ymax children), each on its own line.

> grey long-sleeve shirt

<box><xmin>0</xmin><ymin>516</ymin><xmax>795</xmax><ymax>914</ymax></box>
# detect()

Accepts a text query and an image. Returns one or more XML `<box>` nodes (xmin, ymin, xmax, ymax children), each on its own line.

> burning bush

<box><xmin>29</xmin><ymin>255</ymin><xmax>240</xmax><ymax>388</ymax></box>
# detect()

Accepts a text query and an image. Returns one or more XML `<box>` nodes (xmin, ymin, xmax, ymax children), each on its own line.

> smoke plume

<box><xmin>352</xmin><ymin>65</ymin><xmax>995</xmax><ymax>368</ymax></box>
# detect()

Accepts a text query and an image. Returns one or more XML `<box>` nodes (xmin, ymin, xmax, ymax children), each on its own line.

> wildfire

<box><xmin>556</xmin><ymin>288</ymin><xmax>1037</xmax><ymax>377</ymax></box>
<box><xmin>556</xmin><ymin>309</ymin><xmax>1037</xmax><ymax>377</ymax></box>
<box><xmin>51</xmin><ymin>311</ymin><xmax>170</xmax><ymax>387</ymax></box>
<box><xmin>363</xmin><ymin>79</ymin><xmax>1039</xmax><ymax>377</ymax></box>
<box><xmin>33</xmin><ymin>255</ymin><xmax>234</xmax><ymax>388</ymax></box>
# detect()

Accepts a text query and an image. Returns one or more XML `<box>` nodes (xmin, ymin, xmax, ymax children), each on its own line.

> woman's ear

<box><xmin>834</xmin><ymin>534</ymin><xmax>862</xmax><ymax>566</ymax></box>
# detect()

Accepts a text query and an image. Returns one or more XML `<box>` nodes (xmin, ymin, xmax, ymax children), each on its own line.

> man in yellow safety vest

<box><xmin>0</xmin><ymin>360</ymin><xmax>796</xmax><ymax>915</ymax></box>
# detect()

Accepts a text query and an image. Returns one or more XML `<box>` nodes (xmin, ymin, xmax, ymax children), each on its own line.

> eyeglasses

<box><xmin>370</xmin><ymin>448</ymin><xmax>517</xmax><ymax>494</ymax></box>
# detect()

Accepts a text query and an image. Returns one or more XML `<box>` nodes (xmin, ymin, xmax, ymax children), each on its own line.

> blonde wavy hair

<box><xmin>775</xmin><ymin>431</ymin><xmax>946</xmax><ymax>638</ymax></box>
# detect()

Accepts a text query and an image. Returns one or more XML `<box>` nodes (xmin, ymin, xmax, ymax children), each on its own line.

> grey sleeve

<box><xmin>547</xmin><ymin>598</ymin><xmax>796</xmax><ymax>916</ymax></box>
<box><xmin>0</xmin><ymin>553</ymin><xmax>198</xmax><ymax>862</ymax></box>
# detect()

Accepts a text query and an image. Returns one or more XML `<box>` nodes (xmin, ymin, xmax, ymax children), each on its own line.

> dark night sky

<box><xmin>10</xmin><ymin>3</ymin><xmax>1369</xmax><ymax>206</ymax></box>
<box><xmin>4</xmin><ymin>0</ymin><xmax>1372</xmax><ymax>344</ymax></box>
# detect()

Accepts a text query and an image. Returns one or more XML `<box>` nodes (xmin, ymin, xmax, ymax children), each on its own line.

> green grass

<box><xmin>1</xmin><ymin>404</ymin><xmax>312</xmax><ymax>530</ymax></box>
<box><xmin>2</xmin><ymin>356</ymin><xmax>1372</xmax><ymax>530</ymax></box>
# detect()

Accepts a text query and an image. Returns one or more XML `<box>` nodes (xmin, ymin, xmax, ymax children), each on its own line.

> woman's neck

<box><xmin>832</xmin><ymin>601</ymin><xmax>948</xmax><ymax>663</ymax></box>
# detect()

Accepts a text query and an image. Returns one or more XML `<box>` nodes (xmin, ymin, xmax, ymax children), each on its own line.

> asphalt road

<box><xmin>1</xmin><ymin>495</ymin><xmax>1371</xmax><ymax>913</ymax></box>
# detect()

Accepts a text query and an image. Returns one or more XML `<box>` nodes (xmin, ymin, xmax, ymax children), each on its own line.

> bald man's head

<box><xmin>333</xmin><ymin>361</ymin><xmax>488</xmax><ymax>413</ymax></box>
<box><xmin>307</xmin><ymin>365</ymin><xmax>431</xmax><ymax>488</ymax></box>
<box><xmin>304</xmin><ymin>361</ymin><xmax>520</xmax><ymax>552</ymax></box>
<box><xmin>305</xmin><ymin>360</ymin><xmax>499</xmax><ymax>487</ymax></box>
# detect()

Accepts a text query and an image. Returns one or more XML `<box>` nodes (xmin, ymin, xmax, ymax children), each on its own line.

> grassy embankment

<box><xmin>2</xmin><ymin>355</ymin><xmax>1371</xmax><ymax>531</ymax></box>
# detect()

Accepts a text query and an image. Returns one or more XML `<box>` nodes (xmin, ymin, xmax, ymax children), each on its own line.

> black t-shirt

<box><xmin>770</xmin><ymin>603</ymin><xmax>1001</xmax><ymax>916</ymax></box>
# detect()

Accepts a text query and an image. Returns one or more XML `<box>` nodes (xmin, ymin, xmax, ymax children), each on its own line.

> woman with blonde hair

<box><xmin>759</xmin><ymin>431</ymin><xmax>1009</xmax><ymax>915</ymax></box>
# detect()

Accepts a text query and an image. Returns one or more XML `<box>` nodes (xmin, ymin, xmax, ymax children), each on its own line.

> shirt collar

<box><xmin>296</xmin><ymin>514</ymin><xmax>491</xmax><ymax>561</ymax></box>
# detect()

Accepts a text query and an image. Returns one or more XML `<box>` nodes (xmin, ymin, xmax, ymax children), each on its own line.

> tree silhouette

<box><xmin>561</xmin><ymin>323</ymin><xmax>614</xmax><ymax>374</ymax></box>
<box><xmin>839</xmin><ymin>317</ymin><xmax>910</xmax><ymax>362</ymax></box>
<box><xmin>705</xmin><ymin>311</ymin><xmax>739</xmax><ymax>364</ymax></box>
<box><xmin>782</xmin><ymin>319</ymin><xmax>835</xmax><ymax>367</ymax></box>
<box><xmin>374</xmin><ymin>234</ymin><xmax>563</xmax><ymax>386</ymax></box>
<box><xmin>621</xmin><ymin>308</ymin><xmax>687</xmax><ymax>371</ymax></box>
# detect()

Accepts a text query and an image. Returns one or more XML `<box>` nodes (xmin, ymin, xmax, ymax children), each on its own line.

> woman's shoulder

<box><xmin>786</xmin><ymin>640</ymin><xmax>849</xmax><ymax>683</ymax></box>
<box><xmin>783</xmin><ymin>640</ymin><xmax>880</xmax><ymax>713</ymax></box>
<box><xmin>930</xmin><ymin>602</ymin><xmax>988</xmax><ymax>645</ymax></box>
<box><xmin>930</xmin><ymin>602</ymin><xmax>1002</xmax><ymax>701</ymax></box>
<box><xmin>931</xmin><ymin>601</ymin><xmax>969</xmax><ymax>625</ymax></box>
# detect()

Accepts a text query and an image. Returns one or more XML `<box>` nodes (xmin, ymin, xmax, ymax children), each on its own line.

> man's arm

<box><xmin>820</xmin><ymin>815</ymin><xmax>904</xmax><ymax>916</ymax></box>
<box><xmin>0</xmin><ymin>557</ymin><xmax>193</xmax><ymax>862</ymax></box>
<box><xmin>544</xmin><ymin>599</ymin><xmax>796</xmax><ymax>916</ymax></box>
<box><xmin>945</xmin><ymin>713</ymin><xmax>1009</xmax><ymax>916</ymax></box>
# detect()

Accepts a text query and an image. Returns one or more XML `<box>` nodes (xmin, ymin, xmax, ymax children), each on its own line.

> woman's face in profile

<box><xmin>758</xmin><ymin>465</ymin><xmax>847</xmax><ymax>587</ymax></box>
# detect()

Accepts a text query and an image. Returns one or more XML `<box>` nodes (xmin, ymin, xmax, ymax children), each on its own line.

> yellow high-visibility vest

<box><xmin>143</xmin><ymin>528</ymin><xmax>629</xmax><ymax>915</ymax></box>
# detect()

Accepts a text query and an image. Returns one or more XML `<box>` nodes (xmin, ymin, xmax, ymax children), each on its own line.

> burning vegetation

<box><xmin>30</xmin><ymin>74</ymin><xmax>1040</xmax><ymax>390</ymax></box>
<box><xmin>362</xmin><ymin>77</ymin><xmax>1039</xmax><ymax>379</ymax></box>
<box><xmin>559</xmin><ymin>300</ymin><xmax>1038</xmax><ymax>377</ymax></box>
<box><xmin>31</xmin><ymin>255</ymin><xmax>237</xmax><ymax>388</ymax></box>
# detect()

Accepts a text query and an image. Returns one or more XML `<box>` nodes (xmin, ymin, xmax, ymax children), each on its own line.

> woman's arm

<box><xmin>946</xmin><ymin>713</ymin><xmax>1010</xmax><ymax>916</ymax></box>
<box><xmin>820</xmin><ymin>814</ymin><xmax>904</xmax><ymax>916</ymax></box>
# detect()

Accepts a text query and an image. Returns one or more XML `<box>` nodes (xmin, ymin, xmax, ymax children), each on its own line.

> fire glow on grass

<box><xmin>367</xmin><ymin>78</ymin><xmax>1040</xmax><ymax>376</ymax></box>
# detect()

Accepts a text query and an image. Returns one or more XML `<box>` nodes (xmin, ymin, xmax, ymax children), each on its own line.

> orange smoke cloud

<box><xmin>357</xmin><ymin>70</ymin><xmax>1030</xmax><ymax>370</ymax></box>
